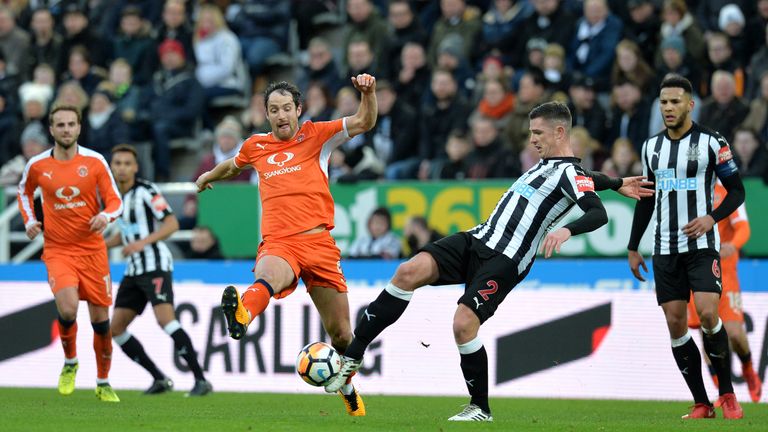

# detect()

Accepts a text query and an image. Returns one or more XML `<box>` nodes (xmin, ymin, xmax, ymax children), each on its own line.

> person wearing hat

<box><xmin>0</xmin><ymin>122</ymin><xmax>50</xmax><ymax>186</ymax></box>
<box><xmin>148</xmin><ymin>38</ymin><xmax>205</xmax><ymax>181</ymax></box>
<box><xmin>656</xmin><ymin>33</ymin><xmax>702</xmax><ymax>93</ymax></box>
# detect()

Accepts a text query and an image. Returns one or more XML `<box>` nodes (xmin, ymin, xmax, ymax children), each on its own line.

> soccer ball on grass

<box><xmin>296</xmin><ymin>342</ymin><xmax>341</xmax><ymax>387</ymax></box>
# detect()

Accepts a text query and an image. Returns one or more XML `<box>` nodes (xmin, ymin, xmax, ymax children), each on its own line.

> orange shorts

<box><xmin>256</xmin><ymin>230</ymin><xmax>347</xmax><ymax>299</ymax></box>
<box><xmin>44</xmin><ymin>251</ymin><xmax>113</xmax><ymax>307</ymax></box>
<box><xmin>687</xmin><ymin>271</ymin><xmax>743</xmax><ymax>328</ymax></box>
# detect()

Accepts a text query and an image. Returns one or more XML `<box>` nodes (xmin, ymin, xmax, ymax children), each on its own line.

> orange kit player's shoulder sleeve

<box><xmin>234</xmin><ymin>134</ymin><xmax>264</xmax><ymax>169</ymax></box>
<box><xmin>310</xmin><ymin>118</ymin><xmax>349</xmax><ymax>142</ymax></box>
<box><xmin>16</xmin><ymin>152</ymin><xmax>47</xmax><ymax>227</ymax></box>
<box><xmin>84</xmin><ymin>149</ymin><xmax>123</xmax><ymax>222</ymax></box>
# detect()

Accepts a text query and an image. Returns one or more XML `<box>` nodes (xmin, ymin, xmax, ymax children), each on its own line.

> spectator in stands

<box><xmin>718</xmin><ymin>3</ymin><xmax>748</xmax><ymax>68</ymax></box>
<box><xmin>58</xmin><ymin>3</ymin><xmax>106</xmax><ymax>78</ymax></box>
<box><xmin>466</xmin><ymin>115</ymin><xmax>521</xmax><ymax>178</ymax></box>
<box><xmin>745</xmin><ymin>0</ymin><xmax>768</xmax><ymax>61</ymax></box>
<box><xmin>180</xmin><ymin>117</ymin><xmax>249</xmax><ymax>230</ymax></box>
<box><xmin>730</xmin><ymin>127</ymin><xmax>768</xmax><ymax>178</ymax></box>
<box><xmin>297</xmin><ymin>37</ymin><xmax>344</xmax><ymax>98</ymax></box>
<box><xmin>343</xmin><ymin>0</ymin><xmax>389</xmax><ymax>69</ymax></box>
<box><xmin>435</xmin><ymin>34</ymin><xmax>474</xmax><ymax>98</ymax></box>
<box><xmin>111</xmin><ymin>5</ymin><xmax>153</xmax><ymax>85</ymax></box>
<box><xmin>479</xmin><ymin>0</ymin><xmax>533</xmax><ymax>64</ymax></box>
<box><xmin>148</xmin><ymin>38</ymin><xmax>205</xmax><ymax>181</ymax></box>
<box><xmin>330</xmin><ymin>87</ymin><xmax>383</xmax><ymax>182</ymax></box>
<box><xmin>655</xmin><ymin>34</ymin><xmax>701</xmax><ymax>95</ymax></box>
<box><xmin>542</xmin><ymin>43</ymin><xmax>570</xmax><ymax>93</ymax></box>
<box><xmin>394</xmin><ymin>41</ymin><xmax>431</xmax><ymax>111</ymax></box>
<box><xmin>0</xmin><ymin>91</ymin><xmax>17</xmax><ymax>165</ymax></box>
<box><xmin>107</xmin><ymin>58</ymin><xmax>146</xmax><ymax>141</ymax></box>
<box><xmin>699</xmin><ymin>70</ymin><xmax>749</xmax><ymax>143</ymax></box>
<box><xmin>658</xmin><ymin>0</ymin><xmax>705</xmax><ymax>67</ymax></box>
<box><xmin>601</xmin><ymin>137</ymin><xmax>643</xmax><ymax>177</ymax></box>
<box><xmin>612</xmin><ymin>39</ymin><xmax>656</xmax><ymax>94</ymax></box>
<box><xmin>291</xmin><ymin>0</ymin><xmax>342</xmax><ymax>49</ymax></box>
<box><xmin>428</xmin><ymin>0</ymin><xmax>482</xmax><ymax>66</ymax></box>
<box><xmin>346</xmin><ymin>38</ymin><xmax>379</xmax><ymax>78</ymax></box>
<box><xmin>696</xmin><ymin>0</ymin><xmax>753</xmax><ymax>37</ymax></box>
<box><xmin>52</xmin><ymin>80</ymin><xmax>89</xmax><ymax>114</ymax></box>
<box><xmin>743</xmin><ymin>72</ymin><xmax>768</xmax><ymax>143</ymax></box>
<box><xmin>81</xmin><ymin>87</ymin><xmax>130</xmax><ymax>159</ymax></box>
<box><xmin>432</xmin><ymin>128</ymin><xmax>471</xmax><ymax>179</ymax></box>
<box><xmin>747</xmin><ymin>29</ymin><xmax>768</xmax><ymax>101</ymax></box>
<box><xmin>504</xmin><ymin>69</ymin><xmax>547</xmax><ymax>153</ymax></box>
<box><xmin>701</xmin><ymin>32</ymin><xmax>744</xmax><ymax>98</ymax></box>
<box><xmin>0</xmin><ymin>51</ymin><xmax>20</xmax><ymax>109</ymax></box>
<box><xmin>348</xmin><ymin>207</ymin><xmax>402</xmax><ymax>260</ymax></box>
<box><xmin>193</xmin><ymin>3</ymin><xmax>246</xmax><ymax>123</ymax></box>
<box><xmin>385</xmin><ymin>0</ymin><xmax>428</xmax><ymax>72</ymax></box>
<box><xmin>63</xmin><ymin>46</ymin><xmax>103</xmax><ymax>96</ymax></box>
<box><xmin>240</xmin><ymin>92</ymin><xmax>270</xmax><ymax>135</ymax></box>
<box><xmin>568</xmin><ymin>75</ymin><xmax>608</xmax><ymax>147</ymax></box>
<box><xmin>186</xmin><ymin>226</ymin><xmax>224</xmax><ymax>259</ymax></box>
<box><xmin>0</xmin><ymin>122</ymin><xmax>50</xmax><ymax>186</ymax></box>
<box><xmin>569</xmin><ymin>0</ymin><xmax>623</xmax><ymax>92</ymax></box>
<box><xmin>607</xmin><ymin>79</ymin><xmax>651</xmax><ymax>153</ymax></box>
<box><xmin>28</xmin><ymin>8</ymin><xmax>62</xmax><ymax>77</ymax></box>
<box><xmin>364</xmin><ymin>80</ymin><xmax>420</xmax><ymax>180</ymax></box>
<box><xmin>299</xmin><ymin>82</ymin><xmax>335</xmax><ymax>123</ymax></box>
<box><xmin>148</xmin><ymin>0</ymin><xmax>195</xmax><ymax>76</ymax></box>
<box><xmin>418</xmin><ymin>68</ymin><xmax>471</xmax><ymax>180</ymax></box>
<box><xmin>19</xmin><ymin>65</ymin><xmax>55</xmax><ymax>118</ymax></box>
<box><xmin>569</xmin><ymin>125</ymin><xmax>601</xmax><ymax>170</ymax></box>
<box><xmin>0</xmin><ymin>6</ymin><xmax>30</xmax><ymax>79</ymax></box>
<box><xmin>514</xmin><ymin>0</ymin><xmax>576</xmax><ymax>69</ymax></box>
<box><xmin>403</xmin><ymin>215</ymin><xmax>443</xmax><ymax>258</ymax></box>
<box><xmin>469</xmin><ymin>77</ymin><xmax>514</xmax><ymax>130</ymax></box>
<box><xmin>623</xmin><ymin>0</ymin><xmax>660</xmax><ymax>65</ymax></box>
<box><xmin>512</xmin><ymin>37</ymin><xmax>546</xmax><ymax>89</ymax></box>
<box><xmin>230</xmin><ymin>0</ymin><xmax>290</xmax><ymax>78</ymax></box>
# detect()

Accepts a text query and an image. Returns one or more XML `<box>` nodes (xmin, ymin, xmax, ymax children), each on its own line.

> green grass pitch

<box><xmin>1</xmin><ymin>387</ymin><xmax>765</xmax><ymax>431</ymax></box>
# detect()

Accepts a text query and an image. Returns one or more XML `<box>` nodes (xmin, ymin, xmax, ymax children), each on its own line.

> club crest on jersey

<box><xmin>574</xmin><ymin>176</ymin><xmax>595</xmax><ymax>192</ymax></box>
<box><xmin>78</xmin><ymin>165</ymin><xmax>88</xmax><ymax>177</ymax></box>
<box><xmin>540</xmin><ymin>166</ymin><xmax>557</xmax><ymax>178</ymax></box>
<box><xmin>296</xmin><ymin>134</ymin><xmax>305</xmax><ymax>143</ymax></box>
<box><xmin>686</xmin><ymin>142</ymin><xmax>699</xmax><ymax>161</ymax></box>
<box><xmin>267</xmin><ymin>152</ymin><xmax>294</xmax><ymax>167</ymax></box>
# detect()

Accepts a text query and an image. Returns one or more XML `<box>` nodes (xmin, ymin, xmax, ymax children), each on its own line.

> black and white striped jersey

<box><xmin>640</xmin><ymin>122</ymin><xmax>739</xmax><ymax>255</ymax></box>
<box><xmin>469</xmin><ymin>157</ymin><xmax>598</xmax><ymax>274</ymax></box>
<box><xmin>117</xmin><ymin>179</ymin><xmax>174</xmax><ymax>276</ymax></box>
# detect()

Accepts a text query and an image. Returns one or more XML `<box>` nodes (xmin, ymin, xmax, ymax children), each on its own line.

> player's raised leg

<box><xmin>54</xmin><ymin>287</ymin><xmax>80</xmax><ymax>396</ymax></box>
<box><xmin>311</xmin><ymin>285</ymin><xmax>364</xmax><ymax>416</ymax></box>
<box><xmin>325</xmin><ymin>252</ymin><xmax>439</xmax><ymax>393</ymax></box>
<box><xmin>221</xmin><ymin>255</ymin><xmax>295</xmax><ymax>339</ymax></box>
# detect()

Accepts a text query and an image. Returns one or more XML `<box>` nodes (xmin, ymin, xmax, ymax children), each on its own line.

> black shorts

<box><xmin>114</xmin><ymin>270</ymin><xmax>174</xmax><ymax>314</ymax></box>
<box><xmin>422</xmin><ymin>232</ymin><xmax>528</xmax><ymax>323</ymax></box>
<box><xmin>652</xmin><ymin>249</ymin><xmax>722</xmax><ymax>305</ymax></box>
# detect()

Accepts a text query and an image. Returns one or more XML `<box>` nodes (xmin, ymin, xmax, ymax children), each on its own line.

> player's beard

<box><xmin>665</xmin><ymin>111</ymin><xmax>689</xmax><ymax>132</ymax></box>
<box><xmin>56</xmin><ymin>137</ymin><xmax>77</xmax><ymax>149</ymax></box>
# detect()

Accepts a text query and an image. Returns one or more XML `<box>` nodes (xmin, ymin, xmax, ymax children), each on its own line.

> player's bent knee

<box><xmin>392</xmin><ymin>260</ymin><xmax>427</xmax><ymax>290</ymax></box>
<box><xmin>698</xmin><ymin>310</ymin><xmax>718</xmax><ymax>328</ymax></box>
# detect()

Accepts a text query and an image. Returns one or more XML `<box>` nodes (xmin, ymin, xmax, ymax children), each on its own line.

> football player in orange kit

<box><xmin>195</xmin><ymin>74</ymin><xmax>377</xmax><ymax>416</ymax></box>
<box><xmin>688</xmin><ymin>181</ymin><xmax>762</xmax><ymax>403</ymax></box>
<box><xmin>17</xmin><ymin>104</ymin><xmax>123</xmax><ymax>401</ymax></box>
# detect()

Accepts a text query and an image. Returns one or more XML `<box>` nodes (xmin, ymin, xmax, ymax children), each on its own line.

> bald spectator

<box><xmin>699</xmin><ymin>70</ymin><xmax>749</xmax><ymax>142</ymax></box>
<box><xmin>0</xmin><ymin>6</ymin><xmax>30</xmax><ymax>79</ymax></box>
<box><xmin>569</xmin><ymin>0</ymin><xmax>623</xmax><ymax>91</ymax></box>
<box><xmin>428</xmin><ymin>0</ymin><xmax>482</xmax><ymax>67</ymax></box>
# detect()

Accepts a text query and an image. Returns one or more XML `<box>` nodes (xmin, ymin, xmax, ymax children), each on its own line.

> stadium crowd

<box><xmin>1</xmin><ymin>0</ymin><xmax>768</xmax><ymax>187</ymax></box>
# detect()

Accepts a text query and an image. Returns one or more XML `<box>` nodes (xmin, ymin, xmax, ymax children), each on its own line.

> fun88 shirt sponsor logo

<box><xmin>656</xmin><ymin>168</ymin><xmax>698</xmax><ymax>191</ymax></box>
<box><xmin>512</xmin><ymin>179</ymin><xmax>536</xmax><ymax>198</ymax></box>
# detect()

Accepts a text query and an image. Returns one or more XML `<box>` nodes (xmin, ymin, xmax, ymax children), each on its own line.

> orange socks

<box><xmin>91</xmin><ymin>320</ymin><xmax>112</xmax><ymax>380</ymax></box>
<box><xmin>57</xmin><ymin>317</ymin><xmax>78</xmax><ymax>360</ymax></box>
<box><xmin>241</xmin><ymin>279</ymin><xmax>274</xmax><ymax>322</ymax></box>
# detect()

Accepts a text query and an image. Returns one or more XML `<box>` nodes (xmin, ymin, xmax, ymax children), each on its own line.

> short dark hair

<box><xmin>660</xmin><ymin>74</ymin><xmax>693</xmax><ymax>95</ymax></box>
<box><xmin>733</xmin><ymin>126</ymin><xmax>761</xmax><ymax>144</ymax></box>
<box><xmin>529</xmin><ymin>101</ymin><xmax>572</xmax><ymax>130</ymax></box>
<box><xmin>111</xmin><ymin>143</ymin><xmax>138</xmax><ymax>162</ymax></box>
<box><xmin>264</xmin><ymin>81</ymin><xmax>302</xmax><ymax>110</ymax></box>
<box><xmin>370</xmin><ymin>207</ymin><xmax>392</xmax><ymax>230</ymax></box>
<box><xmin>49</xmin><ymin>104</ymin><xmax>82</xmax><ymax>125</ymax></box>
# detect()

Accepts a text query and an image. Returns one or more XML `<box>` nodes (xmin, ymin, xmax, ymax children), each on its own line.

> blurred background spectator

<box><xmin>403</xmin><ymin>215</ymin><xmax>443</xmax><ymax>258</ymax></box>
<box><xmin>348</xmin><ymin>207</ymin><xmax>402</xmax><ymax>259</ymax></box>
<box><xmin>185</xmin><ymin>226</ymin><xmax>224</xmax><ymax>259</ymax></box>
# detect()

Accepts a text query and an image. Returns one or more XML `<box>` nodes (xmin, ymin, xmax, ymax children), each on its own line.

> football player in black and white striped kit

<box><xmin>106</xmin><ymin>144</ymin><xmax>212</xmax><ymax>396</ymax></box>
<box><xmin>323</xmin><ymin>102</ymin><xmax>654</xmax><ymax>421</ymax></box>
<box><xmin>627</xmin><ymin>75</ymin><xmax>746</xmax><ymax>419</ymax></box>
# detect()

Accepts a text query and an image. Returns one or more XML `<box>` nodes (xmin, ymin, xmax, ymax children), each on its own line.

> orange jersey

<box><xmin>713</xmin><ymin>182</ymin><xmax>750</xmax><ymax>269</ymax></box>
<box><xmin>17</xmin><ymin>146</ymin><xmax>123</xmax><ymax>256</ymax></box>
<box><xmin>235</xmin><ymin>119</ymin><xmax>349</xmax><ymax>239</ymax></box>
